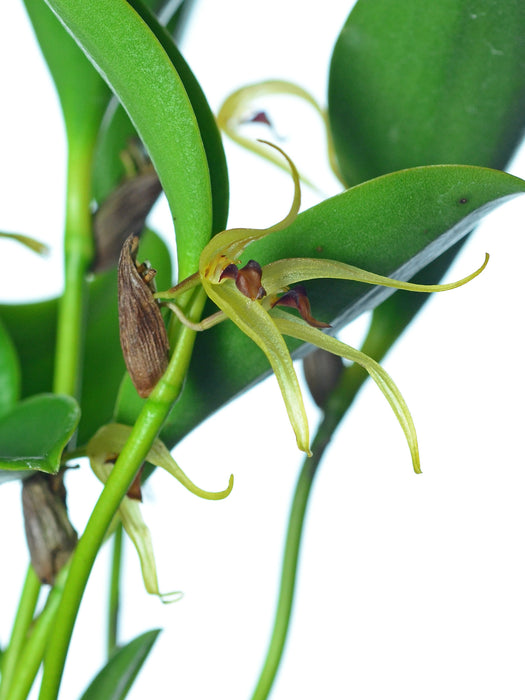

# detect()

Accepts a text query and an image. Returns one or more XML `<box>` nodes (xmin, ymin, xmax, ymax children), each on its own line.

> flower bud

<box><xmin>303</xmin><ymin>348</ymin><xmax>344</xmax><ymax>408</ymax></box>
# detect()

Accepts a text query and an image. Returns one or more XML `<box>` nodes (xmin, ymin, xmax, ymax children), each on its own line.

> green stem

<box><xmin>250</xmin><ymin>308</ymin><xmax>405</xmax><ymax>699</ymax></box>
<box><xmin>249</xmin><ymin>413</ymin><xmax>345</xmax><ymax>700</ymax></box>
<box><xmin>0</xmin><ymin>132</ymin><xmax>96</xmax><ymax>700</ymax></box>
<box><xmin>53</xmin><ymin>136</ymin><xmax>94</xmax><ymax>397</ymax></box>
<box><xmin>5</xmin><ymin>566</ymin><xmax>69</xmax><ymax>700</ymax></box>
<box><xmin>250</xmin><ymin>362</ymin><xmax>381</xmax><ymax>699</ymax></box>
<box><xmin>0</xmin><ymin>567</ymin><xmax>41</xmax><ymax>700</ymax></box>
<box><xmin>107</xmin><ymin>524</ymin><xmax>123</xmax><ymax>658</ymax></box>
<box><xmin>39</xmin><ymin>287</ymin><xmax>207</xmax><ymax>700</ymax></box>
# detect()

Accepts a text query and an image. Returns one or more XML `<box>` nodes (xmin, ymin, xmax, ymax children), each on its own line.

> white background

<box><xmin>1</xmin><ymin>1</ymin><xmax>525</xmax><ymax>699</ymax></box>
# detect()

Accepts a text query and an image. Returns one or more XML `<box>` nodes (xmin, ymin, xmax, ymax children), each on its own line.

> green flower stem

<box><xmin>249</xmin><ymin>380</ymin><xmax>360</xmax><ymax>700</ymax></box>
<box><xmin>39</xmin><ymin>287</ymin><xmax>207</xmax><ymax>700</ymax></box>
<box><xmin>107</xmin><ymin>523</ymin><xmax>123</xmax><ymax>658</ymax></box>
<box><xmin>0</xmin><ymin>567</ymin><xmax>41</xmax><ymax>700</ymax></box>
<box><xmin>53</xmin><ymin>137</ymin><xmax>95</xmax><ymax>397</ymax></box>
<box><xmin>5</xmin><ymin>566</ymin><xmax>69</xmax><ymax>700</ymax></box>
<box><xmin>251</xmin><ymin>316</ymin><xmax>395</xmax><ymax>700</ymax></box>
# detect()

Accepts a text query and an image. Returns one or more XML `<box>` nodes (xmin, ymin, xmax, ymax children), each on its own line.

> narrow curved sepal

<box><xmin>274</xmin><ymin>311</ymin><xmax>421</xmax><ymax>473</ymax></box>
<box><xmin>262</xmin><ymin>253</ymin><xmax>489</xmax><ymax>296</ymax></box>
<box><xmin>87</xmin><ymin>423</ymin><xmax>233</xmax><ymax>597</ymax></box>
<box><xmin>87</xmin><ymin>423</ymin><xmax>233</xmax><ymax>500</ymax></box>
<box><xmin>0</xmin><ymin>232</ymin><xmax>49</xmax><ymax>256</ymax></box>
<box><xmin>199</xmin><ymin>140</ymin><xmax>300</xmax><ymax>282</ymax></box>
<box><xmin>202</xmin><ymin>279</ymin><xmax>311</xmax><ymax>455</ymax></box>
<box><xmin>217</xmin><ymin>79</ymin><xmax>333</xmax><ymax>190</ymax></box>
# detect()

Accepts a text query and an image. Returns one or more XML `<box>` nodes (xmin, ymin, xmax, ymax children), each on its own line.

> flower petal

<box><xmin>273</xmin><ymin>311</ymin><xmax>421</xmax><ymax>473</ymax></box>
<box><xmin>87</xmin><ymin>423</ymin><xmax>233</xmax><ymax>500</ymax></box>
<box><xmin>87</xmin><ymin>431</ymin><xmax>180</xmax><ymax>600</ymax></box>
<box><xmin>199</xmin><ymin>141</ymin><xmax>301</xmax><ymax>283</ymax></box>
<box><xmin>217</xmin><ymin>79</ymin><xmax>329</xmax><ymax>191</ymax></box>
<box><xmin>202</xmin><ymin>277</ymin><xmax>311</xmax><ymax>454</ymax></box>
<box><xmin>262</xmin><ymin>254</ymin><xmax>489</xmax><ymax>296</ymax></box>
<box><xmin>118</xmin><ymin>497</ymin><xmax>181</xmax><ymax>602</ymax></box>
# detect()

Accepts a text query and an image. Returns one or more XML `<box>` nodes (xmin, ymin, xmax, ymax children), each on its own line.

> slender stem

<box><xmin>250</xmin><ymin>362</ymin><xmax>370</xmax><ymax>700</ymax></box>
<box><xmin>250</xmin><ymin>309</ymin><xmax>402</xmax><ymax>700</ymax></box>
<box><xmin>53</xmin><ymin>136</ymin><xmax>94</xmax><ymax>397</ymax></box>
<box><xmin>3</xmin><ymin>566</ymin><xmax>68</xmax><ymax>700</ymax></box>
<box><xmin>39</xmin><ymin>288</ymin><xmax>207</xmax><ymax>700</ymax></box>
<box><xmin>5</xmin><ymin>566</ymin><xmax>69</xmax><ymax>700</ymax></box>
<box><xmin>0</xmin><ymin>567</ymin><xmax>41</xmax><ymax>700</ymax></box>
<box><xmin>107</xmin><ymin>524</ymin><xmax>123</xmax><ymax>657</ymax></box>
<box><xmin>0</xmin><ymin>126</ymin><xmax>96</xmax><ymax>700</ymax></box>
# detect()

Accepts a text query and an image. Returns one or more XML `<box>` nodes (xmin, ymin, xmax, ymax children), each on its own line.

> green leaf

<box><xmin>327</xmin><ymin>0</ymin><xmax>525</xmax><ymax>392</ymax></box>
<box><xmin>44</xmin><ymin>0</ymin><xmax>212</xmax><ymax>280</ymax></box>
<box><xmin>92</xmin><ymin>0</ymin><xmax>229</xmax><ymax>235</ymax></box>
<box><xmin>79</xmin><ymin>629</ymin><xmax>161</xmax><ymax>700</ymax></box>
<box><xmin>0</xmin><ymin>231</ymin><xmax>171</xmax><ymax>447</ymax></box>
<box><xmin>328</xmin><ymin>0</ymin><xmax>525</xmax><ymax>187</ymax></box>
<box><xmin>114</xmin><ymin>164</ymin><xmax>525</xmax><ymax>446</ymax></box>
<box><xmin>22</xmin><ymin>0</ymin><xmax>110</xmax><ymax>146</ymax></box>
<box><xmin>0</xmin><ymin>318</ymin><xmax>21</xmax><ymax>419</ymax></box>
<box><xmin>0</xmin><ymin>394</ymin><xmax>80</xmax><ymax>479</ymax></box>
<box><xmin>89</xmin><ymin>0</ymin><xmax>196</xmax><ymax>203</ymax></box>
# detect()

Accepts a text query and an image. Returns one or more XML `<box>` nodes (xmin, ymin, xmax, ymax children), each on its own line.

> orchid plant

<box><xmin>1</xmin><ymin>1</ymin><xmax>525</xmax><ymax>699</ymax></box>
<box><xmin>158</xmin><ymin>141</ymin><xmax>488</xmax><ymax>471</ymax></box>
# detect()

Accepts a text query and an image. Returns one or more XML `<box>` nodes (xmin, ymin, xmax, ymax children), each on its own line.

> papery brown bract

<box><xmin>118</xmin><ymin>234</ymin><xmax>169</xmax><ymax>398</ymax></box>
<box><xmin>22</xmin><ymin>472</ymin><xmax>78</xmax><ymax>585</ymax></box>
<box><xmin>93</xmin><ymin>171</ymin><xmax>162</xmax><ymax>272</ymax></box>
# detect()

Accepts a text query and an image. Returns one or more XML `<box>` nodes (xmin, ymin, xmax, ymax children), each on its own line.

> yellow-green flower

<box><xmin>158</xmin><ymin>142</ymin><xmax>488</xmax><ymax>473</ymax></box>
<box><xmin>87</xmin><ymin>423</ymin><xmax>233</xmax><ymax>600</ymax></box>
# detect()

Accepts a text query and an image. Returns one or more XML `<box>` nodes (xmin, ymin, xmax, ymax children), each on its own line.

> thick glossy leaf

<box><xmin>79</xmin><ymin>629</ymin><xmax>161</xmax><ymax>700</ymax></box>
<box><xmin>0</xmin><ymin>231</ymin><xmax>171</xmax><ymax>448</ymax></box>
<box><xmin>92</xmin><ymin>0</ymin><xmax>229</xmax><ymax>235</ymax></box>
<box><xmin>44</xmin><ymin>0</ymin><xmax>212</xmax><ymax>280</ymax></box>
<box><xmin>327</xmin><ymin>0</ymin><xmax>525</xmax><ymax>393</ymax></box>
<box><xmin>0</xmin><ymin>319</ymin><xmax>20</xmax><ymax>419</ymax></box>
<box><xmin>23</xmin><ymin>0</ymin><xmax>177</xmax><ymax>145</ymax></box>
<box><xmin>328</xmin><ymin>0</ymin><xmax>525</xmax><ymax>187</ymax></box>
<box><xmin>114</xmin><ymin>165</ymin><xmax>525</xmax><ymax>445</ymax></box>
<box><xmin>0</xmin><ymin>394</ymin><xmax>80</xmax><ymax>480</ymax></box>
<box><xmin>90</xmin><ymin>0</ymin><xmax>197</xmax><ymax>203</ymax></box>
<box><xmin>22</xmin><ymin>0</ymin><xmax>110</xmax><ymax>144</ymax></box>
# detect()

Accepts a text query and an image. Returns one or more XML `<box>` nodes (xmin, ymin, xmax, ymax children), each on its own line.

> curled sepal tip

<box><xmin>87</xmin><ymin>424</ymin><xmax>233</xmax><ymax>597</ymax></box>
<box><xmin>199</xmin><ymin>140</ymin><xmax>300</xmax><ymax>283</ymax></box>
<box><xmin>160</xmin><ymin>590</ymin><xmax>184</xmax><ymax>605</ymax></box>
<box><xmin>87</xmin><ymin>423</ymin><xmax>234</xmax><ymax>500</ymax></box>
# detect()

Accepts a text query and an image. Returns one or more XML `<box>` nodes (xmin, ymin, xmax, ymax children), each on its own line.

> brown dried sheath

<box><xmin>92</xmin><ymin>171</ymin><xmax>162</xmax><ymax>272</ymax></box>
<box><xmin>22</xmin><ymin>472</ymin><xmax>78</xmax><ymax>585</ymax></box>
<box><xmin>118</xmin><ymin>234</ymin><xmax>170</xmax><ymax>398</ymax></box>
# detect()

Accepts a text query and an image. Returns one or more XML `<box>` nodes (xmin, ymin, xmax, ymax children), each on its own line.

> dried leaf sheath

<box><xmin>118</xmin><ymin>234</ymin><xmax>169</xmax><ymax>397</ymax></box>
<box><xmin>22</xmin><ymin>473</ymin><xmax>78</xmax><ymax>585</ymax></box>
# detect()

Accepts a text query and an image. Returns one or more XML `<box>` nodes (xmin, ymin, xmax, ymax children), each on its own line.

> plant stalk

<box><xmin>107</xmin><ymin>523</ymin><xmax>123</xmax><ymax>658</ymax></box>
<box><xmin>4</xmin><ymin>566</ymin><xmax>70</xmax><ymax>700</ymax></box>
<box><xmin>39</xmin><ymin>287</ymin><xmax>207</xmax><ymax>700</ymax></box>
<box><xmin>53</xmin><ymin>136</ymin><xmax>94</xmax><ymax>397</ymax></box>
<box><xmin>250</xmin><ymin>326</ymin><xmax>392</xmax><ymax>699</ymax></box>
<box><xmin>0</xmin><ymin>567</ymin><xmax>41</xmax><ymax>700</ymax></box>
